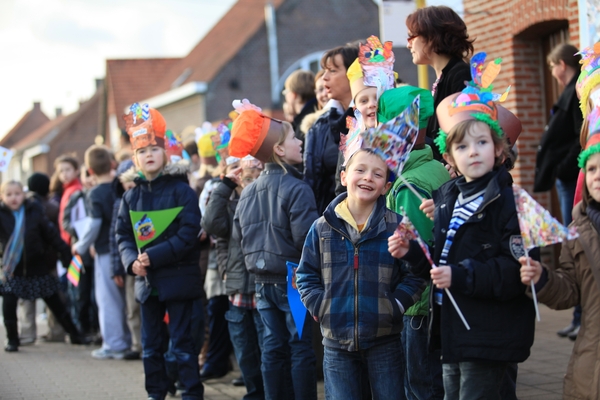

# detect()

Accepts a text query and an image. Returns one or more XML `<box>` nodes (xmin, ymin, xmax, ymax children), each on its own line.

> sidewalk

<box><xmin>0</xmin><ymin>302</ymin><xmax>572</xmax><ymax>399</ymax></box>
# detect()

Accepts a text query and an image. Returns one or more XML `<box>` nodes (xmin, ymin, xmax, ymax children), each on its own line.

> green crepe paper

<box><xmin>434</xmin><ymin>113</ymin><xmax>504</xmax><ymax>155</ymax></box>
<box><xmin>579</xmin><ymin>142</ymin><xmax>600</xmax><ymax>169</ymax></box>
<box><xmin>377</xmin><ymin>86</ymin><xmax>433</xmax><ymax>128</ymax></box>
<box><xmin>434</xmin><ymin>130</ymin><xmax>448</xmax><ymax>154</ymax></box>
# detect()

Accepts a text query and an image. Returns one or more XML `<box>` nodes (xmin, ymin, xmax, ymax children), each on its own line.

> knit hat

<box><xmin>240</xmin><ymin>155</ymin><xmax>263</xmax><ymax>170</ymax></box>
<box><xmin>435</xmin><ymin>52</ymin><xmax>521</xmax><ymax>154</ymax></box>
<box><xmin>229</xmin><ymin>99</ymin><xmax>283</xmax><ymax>163</ymax></box>
<box><xmin>27</xmin><ymin>173</ymin><xmax>50</xmax><ymax>197</ymax></box>
<box><xmin>576</xmin><ymin>42</ymin><xmax>600</xmax><ymax>116</ymax></box>
<box><xmin>346</xmin><ymin>35</ymin><xmax>395</xmax><ymax>101</ymax></box>
<box><xmin>116</xmin><ymin>159</ymin><xmax>134</xmax><ymax>177</ymax></box>
<box><xmin>123</xmin><ymin>103</ymin><xmax>166</xmax><ymax>151</ymax></box>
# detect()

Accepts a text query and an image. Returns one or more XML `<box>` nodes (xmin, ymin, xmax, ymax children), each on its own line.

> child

<box><xmin>0</xmin><ymin>181</ymin><xmax>87</xmax><ymax>351</ymax></box>
<box><xmin>116</xmin><ymin>104</ymin><xmax>204</xmax><ymax>400</ymax></box>
<box><xmin>389</xmin><ymin>53</ymin><xmax>535</xmax><ymax>400</ymax></box>
<box><xmin>74</xmin><ymin>145</ymin><xmax>130</xmax><ymax>360</ymax></box>
<box><xmin>296</xmin><ymin>103</ymin><xmax>426</xmax><ymax>400</ymax></box>
<box><xmin>519</xmin><ymin>41</ymin><xmax>600</xmax><ymax>399</ymax></box>
<box><xmin>55</xmin><ymin>154</ymin><xmax>82</xmax><ymax>245</ymax></box>
<box><xmin>229</xmin><ymin>99</ymin><xmax>319</xmax><ymax>400</ymax></box>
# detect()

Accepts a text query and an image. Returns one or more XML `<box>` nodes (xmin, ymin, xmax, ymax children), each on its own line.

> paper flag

<box><xmin>395</xmin><ymin>208</ymin><xmax>435</xmax><ymax>268</ymax></box>
<box><xmin>0</xmin><ymin>146</ymin><xmax>13</xmax><ymax>172</ymax></box>
<box><xmin>513</xmin><ymin>186</ymin><xmax>579</xmax><ymax>250</ymax></box>
<box><xmin>129</xmin><ymin>207</ymin><xmax>183</xmax><ymax>250</ymax></box>
<box><xmin>286</xmin><ymin>261</ymin><xmax>308</xmax><ymax>339</ymax></box>
<box><xmin>67</xmin><ymin>255</ymin><xmax>83</xmax><ymax>287</ymax></box>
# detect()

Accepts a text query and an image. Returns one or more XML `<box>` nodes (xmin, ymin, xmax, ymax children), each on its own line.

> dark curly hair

<box><xmin>406</xmin><ymin>6</ymin><xmax>474</xmax><ymax>60</ymax></box>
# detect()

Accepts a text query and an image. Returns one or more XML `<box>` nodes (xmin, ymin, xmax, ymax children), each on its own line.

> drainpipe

<box><xmin>265</xmin><ymin>1</ymin><xmax>279</xmax><ymax>107</ymax></box>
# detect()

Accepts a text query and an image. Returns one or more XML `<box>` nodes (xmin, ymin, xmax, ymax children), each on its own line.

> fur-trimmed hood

<box><xmin>115</xmin><ymin>161</ymin><xmax>191</xmax><ymax>197</ymax></box>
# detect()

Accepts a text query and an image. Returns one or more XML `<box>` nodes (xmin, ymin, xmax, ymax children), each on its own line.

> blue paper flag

<box><xmin>286</xmin><ymin>261</ymin><xmax>308</xmax><ymax>339</ymax></box>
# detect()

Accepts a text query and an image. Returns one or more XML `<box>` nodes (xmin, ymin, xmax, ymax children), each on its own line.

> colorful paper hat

<box><xmin>578</xmin><ymin>106</ymin><xmax>600</xmax><ymax>168</ymax></box>
<box><xmin>240</xmin><ymin>155</ymin><xmax>263</xmax><ymax>170</ymax></box>
<box><xmin>342</xmin><ymin>96</ymin><xmax>420</xmax><ymax>177</ymax></box>
<box><xmin>165</xmin><ymin>130</ymin><xmax>185</xmax><ymax>163</ymax></box>
<box><xmin>229</xmin><ymin>99</ymin><xmax>284</xmax><ymax>163</ymax></box>
<box><xmin>195</xmin><ymin>122</ymin><xmax>218</xmax><ymax>158</ymax></box>
<box><xmin>435</xmin><ymin>52</ymin><xmax>521</xmax><ymax>153</ymax></box>
<box><xmin>377</xmin><ymin>86</ymin><xmax>433</xmax><ymax>128</ymax></box>
<box><xmin>576</xmin><ymin>42</ymin><xmax>600</xmax><ymax>116</ymax></box>
<box><xmin>210</xmin><ymin>122</ymin><xmax>238</xmax><ymax>166</ymax></box>
<box><xmin>347</xmin><ymin>35</ymin><xmax>395</xmax><ymax>100</ymax></box>
<box><xmin>123</xmin><ymin>103</ymin><xmax>166</xmax><ymax>151</ymax></box>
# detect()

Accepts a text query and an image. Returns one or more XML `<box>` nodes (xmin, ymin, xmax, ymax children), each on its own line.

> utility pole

<box><xmin>415</xmin><ymin>0</ymin><xmax>429</xmax><ymax>90</ymax></box>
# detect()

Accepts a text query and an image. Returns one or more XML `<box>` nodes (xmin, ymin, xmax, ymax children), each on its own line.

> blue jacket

<box><xmin>116</xmin><ymin>163</ymin><xmax>202</xmax><ymax>303</ymax></box>
<box><xmin>297</xmin><ymin>193</ymin><xmax>426</xmax><ymax>352</ymax></box>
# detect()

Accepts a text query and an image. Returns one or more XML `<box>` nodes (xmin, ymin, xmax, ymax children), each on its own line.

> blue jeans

<box><xmin>323</xmin><ymin>340</ymin><xmax>405</xmax><ymax>400</ymax></box>
<box><xmin>226</xmin><ymin>303</ymin><xmax>266</xmax><ymax>400</ymax></box>
<box><xmin>141</xmin><ymin>296</ymin><xmax>204</xmax><ymax>400</ymax></box>
<box><xmin>256</xmin><ymin>283</ymin><xmax>317</xmax><ymax>400</ymax></box>
<box><xmin>442</xmin><ymin>361</ymin><xmax>507</xmax><ymax>400</ymax></box>
<box><xmin>402</xmin><ymin>315</ymin><xmax>444</xmax><ymax>399</ymax></box>
<box><xmin>555</xmin><ymin>178</ymin><xmax>576</xmax><ymax>225</ymax></box>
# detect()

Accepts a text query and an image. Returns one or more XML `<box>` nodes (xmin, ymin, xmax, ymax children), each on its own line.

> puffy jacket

<box><xmin>0</xmin><ymin>198</ymin><xmax>71</xmax><ymax>277</ymax></box>
<box><xmin>233</xmin><ymin>163</ymin><xmax>319</xmax><ymax>284</ymax></box>
<box><xmin>116</xmin><ymin>163</ymin><xmax>202</xmax><ymax>303</ymax></box>
<box><xmin>403</xmin><ymin>166</ymin><xmax>536</xmax><ymax>363</ymax></box>
<box><xmin>297</xmin><ymin>193</ymin><xmax>425</xmax><ymax>352</ymax></box>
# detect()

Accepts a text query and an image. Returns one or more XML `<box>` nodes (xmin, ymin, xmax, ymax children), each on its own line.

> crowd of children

<box><xmin>2</xmin><ymin>5</ymin><xmax>600</xmax><ymax>400</ymax></box>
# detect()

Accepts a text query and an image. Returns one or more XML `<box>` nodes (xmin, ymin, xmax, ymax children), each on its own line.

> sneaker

<box><xmin>91</xmin><ymin>348</ymin><xmax>126</xmax><ymax>360</ymax></box>
<box><xmin>557</xmin><ymin>322</ymin><xmax>579</xmax><ymax>337</ymax></box>
<box><xmin>568</xmin><ymin>325</ymin><xmax>580</xmax><ymax>341</ymax></box>
<box><xmin>19</xmin><ymin>337</ymin><xmax>36</xmax><ymax>346</ymax></box>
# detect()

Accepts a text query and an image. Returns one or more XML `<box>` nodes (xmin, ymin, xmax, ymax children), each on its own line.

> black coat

<box><xmin>534</xmin><ymin>75</ymin><xmax>583</xmax><ymax>192</ymax></box>
<box><xmin>0</xmin><ymin>198</ymin><xmax>71</xmax><ymax>277</ymax></box>
<box><xmin>403</xmin><ymin>167</ymin><xmax>536</xmax><ymax>364</ymax></box>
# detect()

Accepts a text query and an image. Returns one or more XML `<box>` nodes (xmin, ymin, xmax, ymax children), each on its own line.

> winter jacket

<box><xmin>534</xmin><ymin>201</ymin><xmax>600</xmax><ymax>399</ymax></box>
<box><xmin>0</xmin><ymin>198</ymin><xmax>71</xmax><ymax>277</ymax></box>
<box><xmin>534</xmin><ymin>74</ymin><xmax>583</xmax><ymax>192</ymax></box>
<box><xmin>297</xmin><ymin>193</ymin><xmax>426</xmax><ymax>352</ymax></box>
<box><xmin>201</xmin><ymin>177</ymin><xmax>256</xmax><ymax>296</ymax></box>
<box><xmin>58</xmin><ymin>178</ymin><xmax>82</xmax><ymax>244</ymax></box>
<box><xmin>116</xmin><ymin>163</ymin><xmax>202</xmax><ymax>303</ymax></box>
<box><xmin>403</xmin><ymin>166</ymin><xmax>536</xmax><ymax>363</ymax></box>
<box><xmin>233</xmin><ymin>163</ymin><xmax>319</xmax><ymax>284</ymax></box>
<box><xmin>61</xmin><ymin>189</ymin><xmax>93</xmax><ymax>267</ymax></box>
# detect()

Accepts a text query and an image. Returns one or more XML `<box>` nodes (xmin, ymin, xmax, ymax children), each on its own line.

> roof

<box><xmin>154</xmin><ymin>0</ymin><xmax>284</xmax><ymax>93</ymax></box>
<box><xmin>1</xmin><ymin>105</ymin><xmax>50</xmax><ymax>148</ymax></box>
<box><xmin>105</xmin><ymin>58</ymin><xmax>181</xmax><ymax>129</ymax></box>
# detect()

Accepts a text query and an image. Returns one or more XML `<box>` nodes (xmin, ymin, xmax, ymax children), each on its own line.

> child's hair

<box><xmin>84</xmin><ymin>145</ymin><xmax>113</xmax><ymax>176</ymax></box>
<box><xmin>1</xmin><ymin>180</ymin><xmax>23</xmax><ymax>194</ymax></box>
<box><xmin>547</xmin><ymin>43</ymin><xmax>582</xmax><ymax>71</ymax></box>
<box><xmin>267</xmin><ymin>121</ymin><xmax>295</xmax><ymax>171</ymax></box>
<box><xmin>54</xmin><ymin>154</ymin><xmax>79</xmax><ymax>171</ymax></box>
<box><xmin>345</xmin><ymin>148</ymin><xmax>391</xmax><ymax>181</ymax></box>
<box><xmin>285</xmin><ymin>70</ymin><xmax>316</xmax><ymax>103</ymax></box>
<box><xmin>446</xmin><ymin>120</ymin><xmax>509</xmax><ymax>170</ymax></box>
<box><xmin>49</xmin><ymin>171</ymin><xmax>63</xmax><ymax>197</ymax></box>
<box><xmin>184</xmin><ymin>139</ymin><xmax>198</xmax><ymax>157</ymax></box>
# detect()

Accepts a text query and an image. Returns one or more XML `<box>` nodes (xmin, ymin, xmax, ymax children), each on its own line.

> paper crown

<box><xmin>576</xmin><ymin>42</ymin><xmax>600</xmax><ymax>116</ymax></box>
<box><xmin>347</xmin><ymin>35</ymin><xmax>395</xmax><ymax>100</ymax></box>
<box><xmin>195</xmin><ymin>122</ymin><xmax>218</xmax><ymax>158</ymax></box>
<box><xmin>377</xmin><ymin>86</ymin><xmax>433</xmax><ymax>128</ymax></box>
<box><xmin>578</xmin><ymin>106</ymin><xmax>600</xmax><ymax>168</ymax></box>
<box><xmin>341</xmin><ymin>96</ymin><xmax>420</xmax><ymax>177</ymax></box>
<box><xmin>240</xmin><ymin>155</ymin><xmax>263</xmax><ymax>170</ymax></box>
<box><xmin>165</xmin><ymin>130</ymin><xmax>185</xmax><ymax>163</ymax></box>
<box><xmin>229</xmin><ymin>99</ymin><xmax>283</xmax><ymax>163</ymax></box>
<box><xmin>123</xmin><ymin>103</ymin><xmax>166</xmax><ymax>151</ymax></box>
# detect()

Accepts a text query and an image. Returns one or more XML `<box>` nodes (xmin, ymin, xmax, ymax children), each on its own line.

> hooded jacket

<box><xmin>116</xmin><ymin>163</ymin><xmax>202</xmax><ymax>303</ymax></box>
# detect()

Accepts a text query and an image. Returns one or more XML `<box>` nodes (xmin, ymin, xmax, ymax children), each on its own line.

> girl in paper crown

<box><xmin>115</xmin><ymin>103</ymin><xmax>204</xmax><ymax>400</ymax></box>
<box><xmin>389</xmin><ymin>53</ymin><xmax>536</xmax><ymax>400</ymax></box>
<box><xmin>519</xmin><ymin>41</ymin><xmax>600</xmax><ymax>400</ymax></box>
<box><xmin>228</xmin><ymin>99</ymin><xmax>319</xmax><ymax>399</ymax></box>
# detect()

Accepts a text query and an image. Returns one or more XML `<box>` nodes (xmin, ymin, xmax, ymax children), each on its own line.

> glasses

<box><xmin>407</xmin><ymin>34</ymin><xmax>419</xmax><ymax>44</ymax></box>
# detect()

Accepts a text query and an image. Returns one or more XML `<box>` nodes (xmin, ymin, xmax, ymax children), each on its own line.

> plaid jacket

<box><xmin>297</xmin><ymin>193</ymin><xmax>426</xmax><ymax>352</ymax></box>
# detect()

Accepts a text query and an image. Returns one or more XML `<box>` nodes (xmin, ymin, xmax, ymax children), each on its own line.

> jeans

<box><xmin>555</xmin><ymin>178</ymin><xmax>576</xmax><ymax>225</ymax></box>
<box><xmin>203</xmin><ymin>295</ymin><xmax>233</xmax><ymax>375</ymax></box>
<box><xmin>226</xmin><ymin>303</ymin><xmax>266</xmax><ymax>400</ymax></box>
<box><xmin>442</xmin><ymin>361</ymin><xmax>507</xmax><ymax>400</ymax></box>
<box><xmin>402</xmin><ymin>315</ymin><xmax>444</xmax><ymax>400</ymax></box>
<box><xmin>256</xmin><ymin>283</ymin><xmax>317</xmax><ymax>400</ymax></box>
<box><xmin>323</xmin><ymin>340</ymin><xmax>405</xmax><ymax>400</ymax></box>
<box><xmin>141</xmin><ymin>296</ymin><xmax>204</xmax><ymax>400</ymax></box>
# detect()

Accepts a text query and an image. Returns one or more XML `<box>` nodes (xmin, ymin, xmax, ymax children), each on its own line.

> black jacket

<box><xmin>116</xmin><ymin>163</ymin><xmax>202</xmax><ymax>303</ymax></box>
<box><xmin>0</xmin><ymin>199</ymin><xmax>71</xmax><ymax>277</ymax></box>
<box><xmin>534</xmin><ymin>74</ymin><xmax>583</xmax><ymax>192</ymax></box>
<box><xmin>403</xmin><ymin>166</ymin><xmax>535</xmax><ymax>363</ymax></box>
<box><xmin>427</xmin><ymin>58</ymin><xmax>471</xmax><ymax>161</ymax></box>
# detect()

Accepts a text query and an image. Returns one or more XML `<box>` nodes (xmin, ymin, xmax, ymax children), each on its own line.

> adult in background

<box><xmin>283</xmin><ymin>69</ymin><xmax>318</xmax><ymax>138</ymax></box>
<box><xmin>406</xmin><ymin>5</ymin><xmax>474</xmax><ymax>161</ymax></box>
<box><xmin>299</xmin><ymin>70</ymin><xmax>329</xmax><ymax>137</ymax></box>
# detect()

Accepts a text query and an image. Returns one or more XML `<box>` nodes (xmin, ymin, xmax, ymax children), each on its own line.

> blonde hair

<box><xmin>446</xmin><ymin>120</ymin><xmax>508</xmax><ymax>171</ymax></box>
<box><xmin>267</xmin><ymin>121</ymin><xmax>295</xmax><ymax>172</ymax></box>
<box><xmin>285</xmin><ymin>70</ymin><xmax>316</xmax><ymax>103</ymax></box>
<box><xmin>1</xmin><ymin>180</ymin><xmax>23</xmax><ymax>194</ymax></box>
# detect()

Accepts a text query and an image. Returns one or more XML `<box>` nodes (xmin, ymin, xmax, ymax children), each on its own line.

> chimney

<box><xmin>55</xmin><ymin>108</ymin><xmax>62</xmax><ymax>118</ymax></box>
<box><xmin>95</xmin><ymin>78</ymin><xmax>104</xmax><ymax>90</ymax></box>
<box><xmin>33</xmin><ymin>102</ymin><xmax>41</xmax><ymax>112</ymax></box>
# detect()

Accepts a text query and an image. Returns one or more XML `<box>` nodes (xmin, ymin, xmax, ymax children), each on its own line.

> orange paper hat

<box><xmin>123</xmin><ymin>103</ymin><xmax>166</xmax><ymax>151</ymax></box>
<box><xmin>229</xmin><ymin>99</ymin><xmax>283</xmax><ymax>163</ymax></box>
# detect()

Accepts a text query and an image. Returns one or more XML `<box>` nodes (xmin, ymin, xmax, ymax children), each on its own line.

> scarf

<box><xmin>587</xmin><ymin>201</ymin><xmax>600</xmax><ymax>235</ymax></box>
<box><xmin>1</xmin><ymin>206</ymin><xmax>26</xmax><ymax>282</ymax></box>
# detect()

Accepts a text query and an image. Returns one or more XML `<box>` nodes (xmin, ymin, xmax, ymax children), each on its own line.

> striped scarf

<box><xmin>1</xmin><ymin>206</ymin><xmax>26</xmax><ymax>282</ymax></box>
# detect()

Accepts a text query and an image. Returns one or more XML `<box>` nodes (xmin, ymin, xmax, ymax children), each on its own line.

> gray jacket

<box><xmin>233</xmin><ymin>163</ymin><xmax>319</xmax><ymax>284</ymax></box>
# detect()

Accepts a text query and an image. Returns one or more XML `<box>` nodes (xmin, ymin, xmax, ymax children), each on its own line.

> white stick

<box><xmin>528</xmin><ymin>257</ymin><xmax>541</xmax><ymax>321</ymax></box>
<box><xmin>443</xmin><ymin>288</ymin><xmax>471</xmax><ymax>330</ymax></box>
<box><xmin>399</xmin><ymin>175</ymin><xmax>425</xmax><ymax>202</ymax></box>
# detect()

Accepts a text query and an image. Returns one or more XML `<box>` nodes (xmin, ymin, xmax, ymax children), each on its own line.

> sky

<box><xmin>0</xmin><ymin>0</ymin><xmax>237</xmax><ymax>139</ymax></box>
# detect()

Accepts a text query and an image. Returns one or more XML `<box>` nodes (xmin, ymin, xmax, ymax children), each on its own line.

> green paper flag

<box><xmin>129</xmin><ymin>207</ymin><xmax>183</xmax><ymax>249</ymax></box>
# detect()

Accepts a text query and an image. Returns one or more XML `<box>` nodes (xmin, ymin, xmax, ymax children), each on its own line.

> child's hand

<box><xmin>445</xmin><ymin>163</ymin><xmax>458</xmax><ymax>179</ymax></box>
<box><xmin>138</xmin><ymin>252</ymin><xmax>150</xmax><ymax>267</ymax></box>
<box><xmin>113</xmin><ymin>275</ymin><xmax>124</xmax><ymax>288</ymax></box>
<box><xmin>431</xmin><ymin>266</ymin><xmax>452</xmax><ymax>289</ymax></box>
<box><xmin>225</xmin><ymin>166</ymin><xmax>243</xmax><ymax>186</ymax></box>
<box><xmin>388</xmin><ymin>232</ymin><xmax>410</xmax><ymax>258</ymax></box>
<box><xmin>90</xmin><ymin>245</ymin><xmax>96</xmax><ymax>258</ymax></box>
<box><xmin>132</xmin><ymin>260</ymin><xmax>147</xmax><ymax>277</ymax></box>
<box><xmin>519</xmin><ymin>256</ymin><xmax>543</xmax><ymax>285</ymax></box>
<box><xmin>420</xmin><ymin>199</ymin><xmax>435</xmax><ymax>221</ymax></box>
<box><xmin>71</xmin><ymin>244</ymin><xmax>78</xmax><ymax>256</ymax></box>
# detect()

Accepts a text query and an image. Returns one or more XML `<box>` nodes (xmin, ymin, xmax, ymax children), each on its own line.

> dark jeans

<box><xmin>256</xmin><ymin>283</ymin><xmax>317</xmax><ymax>400</ymax></box>
<box><xmin>202</xmin><ymin>295</ymin><xmax>233</xmax><ymax>375</ymax></box>
<box><xmin>442</xmin><ymin>361</ymin><xmax>507</xmax><ymax>400</ymax></box>
<box><xmin>141</xmin><ymin>296</ymin><xmax>204</xmax><ymax>400</ymax></box>
<box><xmin>226</xmin><ymin>303</ymin><xmax>265</xmax><ymax>400</ymax></box>
<box><xmin>323</xmin><ymin>340</ymin><xmax>405</xmax><ymax>400</ymax></box>
<box><xmin>402</xmin><ymin>315</ymin><xmax>444</xmax><ymax>399</ymax></box>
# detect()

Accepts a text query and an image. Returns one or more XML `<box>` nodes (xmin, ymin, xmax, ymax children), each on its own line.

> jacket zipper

<box><xmin>353</xmin><ymin>246</ymin><xmax>359</xmax><ymax>351</ymax></box>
